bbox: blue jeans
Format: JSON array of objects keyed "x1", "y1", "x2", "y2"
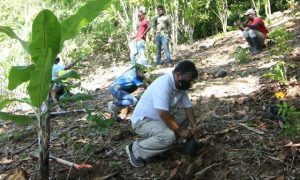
[
  {"x1": 155, "y1": 34, "x2": 172, "y2": 65},
  {"x1": 130, "y1": 40, "x2": 146, "y2": 64},
  {"x1": 109, "y1": 84, "x2": 138, "y2": 106}
]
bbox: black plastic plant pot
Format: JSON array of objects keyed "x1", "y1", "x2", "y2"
[
  {"x1": 217, "y1": 70, "x2": 227, "y2": 78},
  {"x1": 269, "y1": 105, "x2": 285, "y2": 122},
  {"x1": 185, "y1": 138, "x2": 198, "y2": 156},
  {"x1": 112, "y1": 114, "x2": 122, "y2": 122}
]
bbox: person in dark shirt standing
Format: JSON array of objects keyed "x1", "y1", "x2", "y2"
[
  {"x1": 153, "y1": 5, "x2": 173, "y2": 67},
  {"x1": 130, "y1": 11, "x2": 151, "y2": 65},
  {"x1": 236, "y1": 9, "x2": 269, "y2": 55}
]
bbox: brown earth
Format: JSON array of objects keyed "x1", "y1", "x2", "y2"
[{"x1": 1, "y1": 8, "x2": 300, "y2": 180}]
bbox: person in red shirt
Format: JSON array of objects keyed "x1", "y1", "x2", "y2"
[
  {"x1": 237, "y1": 9, "x2": 269, "y2": 55},
  {"x1": 130, "y1": 11, "x2": 151, "y2": 65}
]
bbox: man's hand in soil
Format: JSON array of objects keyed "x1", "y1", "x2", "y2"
[
  {"x1": 191, "y1": 126, "x2": 199, "y2": 138},
  {"x1": 175, "y1": 128, "x2": 192, "y2": 138}
]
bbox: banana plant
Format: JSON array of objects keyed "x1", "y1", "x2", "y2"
[
  {"x1": 261, "y1": 61, "x2": 293, "y2": 86},
  {"x1": 0, "y1": 0, "x2": 111, "y2": 178}
]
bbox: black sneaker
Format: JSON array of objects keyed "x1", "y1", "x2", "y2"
[
  {"x1": 251, "y1": 49, "x2": 262, "y2": 55},
  {"x1": 125, "y1": 143, "x2": 144, "y2": 167}
]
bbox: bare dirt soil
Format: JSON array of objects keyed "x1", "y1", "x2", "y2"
[{"x1": 1, "y1": 8, "x2": 300, "y2": 180}]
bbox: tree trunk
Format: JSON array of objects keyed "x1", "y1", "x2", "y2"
[
  {"x1": 188, "y1": 25, "x2": 194, "y2": 43},
  {"x1": 118, "y1": 0, "x2": 131, "y2": 50},
  {"x1": 173, "y1": 0, "x2": 179, "y2": 48},
  {"x1": 264, "y1": 0, "x2": 271, "y2": 17},
  {"x1": 251, "y1": 0, "x2": 261, "y2": 16},
  {"x1": 214, "y1": 0, "x2": 228, "y2": 34},
  {"x1": 251, "y1": 0, "x2": 256, "y2": 9},
  {"x1": 38, "y1": 97, "x2": 51, "y2": 179},
  {"x1": 119, "y1": 0, "x2": 129, "y2": 22}
]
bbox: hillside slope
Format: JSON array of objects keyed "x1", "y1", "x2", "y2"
[{"x1": 1, "y1": 7, "x2": 300, "y2": 180}]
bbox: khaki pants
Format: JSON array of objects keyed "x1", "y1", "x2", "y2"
[{"x1": 131, "y1": 112, "x2": 188, "y2": 159}]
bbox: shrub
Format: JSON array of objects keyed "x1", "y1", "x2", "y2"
[
  {"x1": 87, "y1": 110, "x2": 114, "y2": 132},
  {"x1": 277, "y1": 102, "x2": 300, "y2": 140},
  {"x1": 268, "y1": 27, "x2": 293, "y2": 56},
  {"x1": 234, "y1": 47, "x2": 250, "y2": 64},
  {"x1": 262, "y1": 61, "x2": 295, "y2": 86}
]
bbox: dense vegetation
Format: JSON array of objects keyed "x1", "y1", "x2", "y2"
[
  {"x1": 0, "y1": 0, "x2": 295, "y2": 100},
  {"x1": 1, "y1": 0, "x2": 300, "y2": 179}
]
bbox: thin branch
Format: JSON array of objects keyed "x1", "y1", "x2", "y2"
[
  {"x1": 12, "y1": 139, "x2": 38, "y2": 156},
  {"x1": 277, "y1": 142, "x2": 300, "y2": 148},
  {"x1": 195, "y1": 163, "x2": 221, "y2": 177},
  {"x1": 101, "y1": 172, "x2": 119, "y2": 180},
  {"x1": 237, "y1": 123, "x2": 265, "y2": 135}
]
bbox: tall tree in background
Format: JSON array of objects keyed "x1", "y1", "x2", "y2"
[
  {"x1": 264, "y1": 0, "x2": 272, "y2": 17},
  {"x1": 0, "y1": 0, "x2": 292, "y2": 90},
  {"x1": 251, "y1": 0, "x2": 261, "y2": 15},
  {"x1": 207, "y1": 0, "x2": 229, "y2": 33}
]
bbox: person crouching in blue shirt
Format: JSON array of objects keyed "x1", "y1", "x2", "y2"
[{"x1": 108, "y1": 64, "x2": 147, "y2": 119}]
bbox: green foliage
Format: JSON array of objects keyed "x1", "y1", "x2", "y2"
[
  {"x1": 135, "y1": 63, "x2": 150, "y2": 74},
  {"x1": 268, "y1": 27, "x2": 293, "y2": 56},
  {"x1": 234, "y1": 47, "x2": 250, "y2": 64},
  {"x1": 262, "y1": 61, "x2": 294, "y2": 85},
  {"x1": 0, "y1": 26, "x2": 29, "y2": 52},
  {"x1": 286, "y1": 0, "x2": 297, "y2": 9},
  {"x1": 265, "y1": 18, "x2": 272, "y2": 26},
  {"x1": 87, "y1": 110, "x2": 114, "y2": 132},
  {"x1": 227, "y1": 2, "x2": 251, "y2": 26},
  {"x1": 277, "y1": 102, "x2": 300, "y2": 140},
  {"x1": 0, "y1": 99, "x2": 33, "y2": 128},
  {"x1": 146, "y1": 41, "x2": 156, "y2": 65},
  {"x1": 60, "y1": 0, "x2": 112, "y2": 47},
  {"x1": 26, "y1": 9, "x2": 61, "y2": 107},
  {"x1": 0, "y1": 1, "x2": 112, "y2": 177},
  {"x1": 27, "y1": 48, "x2": 54, "y2": 107},
  {"x1": 1, "y1": 0, "x2": 112, "y2": 119},
  {"x1": 53, "y1": 70, "x2": 80, "y2": 83},
  {"x1": 0, "y1": 131, "x2": 30, "y2": 143},
  {"x1": 59, "y1": 93, "x2": 93, "y2": 103},
  {"x1": 29, "y1": 10, "x2": 61, "y2": 63},
  {"x1": 0, "y1": 98, "x2": 31, "y2": 110},
  {"x1": 0, "y1": 112, "x2": 33, "y2": 125},
  {"x1": 81, "y1": 143, "x2": 101, "y2": 154},
  {"x1": 144, "y1": 73, "x2": 160, "y2": 85},
  {"x1": 8, "y1": 65, "x2": 35, "y2": 90}
]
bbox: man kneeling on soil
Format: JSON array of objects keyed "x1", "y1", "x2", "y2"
[
  {"x1": 51, "y1": 57, "x2": 78, "y2": 110},
  {"x1": 108, "y1": 64, "x2": 147, "y2": 119},
  {"x1": 125, "y1": 60, "x2": 198, "y2": 167},
  {"x1": 236, "y1": 9, "x2": 269, "y2": 55}
]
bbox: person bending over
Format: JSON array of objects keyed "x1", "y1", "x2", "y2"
[{"x1": 108, "y1": 64, "x2": 147, "y2": 119}]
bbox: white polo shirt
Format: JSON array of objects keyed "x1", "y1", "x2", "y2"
[{"x1": 131, "y1": 71, "x2": 192, "y2": 125}]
